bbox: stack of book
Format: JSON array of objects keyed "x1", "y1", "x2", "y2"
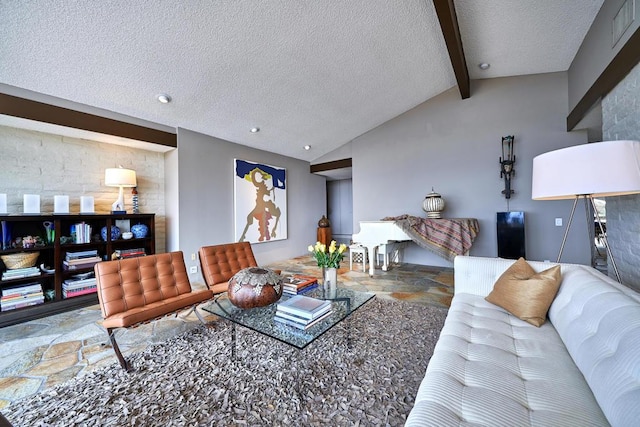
[
  {"x1": 72, "y1": 222, "x2": 92, "y2": 244},
  {"x1": 114, "y1": 248, "x2": 146, "y2": 259},
  {"x1": 1, "y1": 282, "x2": 44, "y2": 311},
  {"x1": 1, "y1": 266, "x2": 41, "y2": 281},
  {"x1": 274, "y1": 295, "x2": 332, "y2": 330},
  {"x1": 63, "y1": 275, "x2": 97, "y2": 299},
  {"x1": 281, "y1": 274, "x2": 318, "y2": 295},
  {"x1": 63, "y1": 250, "x2": 101, "y2": 270}
]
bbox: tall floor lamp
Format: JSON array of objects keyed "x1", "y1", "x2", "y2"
[{"x1": 531, "y1": 140, "x2": 640, "y2": 283}]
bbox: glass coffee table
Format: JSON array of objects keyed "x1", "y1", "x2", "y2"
[{"x1": 202, "y1": 283, "x2": 375, "y2": 358}]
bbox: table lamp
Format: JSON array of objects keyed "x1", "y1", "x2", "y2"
[
  {"x1": 105, "y1": 167, "x2": 137, "y2": 214},
  {"x1": 532, "y1": 140, "x2": 640, "y2": 283}
]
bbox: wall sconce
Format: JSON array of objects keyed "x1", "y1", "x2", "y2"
[
  {"x1": 500, "y1": 135, "x2": 515, "y2": 199},
  {"x1": 105, "y1": 167, "x2": 137, "y2": 214}
]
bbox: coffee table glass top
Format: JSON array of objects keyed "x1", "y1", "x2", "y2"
[{"x1": 202, "y1": 285, "x2": 375, "y2": 349}]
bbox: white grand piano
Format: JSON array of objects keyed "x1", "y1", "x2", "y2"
[{"x1": 352, "y1": 221, "x2": 411, "y2": 276}]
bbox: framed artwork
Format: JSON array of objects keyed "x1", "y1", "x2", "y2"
[{"x1": 234, "y1": 159, "x2": 287, "y2": 243}]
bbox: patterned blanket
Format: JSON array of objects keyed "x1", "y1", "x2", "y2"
[{"x1": 382, "y1": 215, "x2": 479, "y2": 261}]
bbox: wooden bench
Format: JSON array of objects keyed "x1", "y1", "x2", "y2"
[{"x1": 94, "y1": 251, "x2": 214, "y2": 370}]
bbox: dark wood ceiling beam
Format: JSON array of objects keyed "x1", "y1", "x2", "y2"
[
  {"x1": 310, "y1": 158, "x2": 352, "y2": 173},
  {"x1": 0, "y1": 93, "x2": 177, "y2": 148},
  {"x1": 567, "y1": 26, "x2": 640, "y2": 131},
  {"x1": 433, "y1": 0, "x2": 470, "y2": 99}
]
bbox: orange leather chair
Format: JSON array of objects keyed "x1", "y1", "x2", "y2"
[
  {"x1": 198, "y1": 242, "x2": 260, "y2": 294},
  {"x1": 94, "y1": 251, "x2": 214, "y2": 370}
]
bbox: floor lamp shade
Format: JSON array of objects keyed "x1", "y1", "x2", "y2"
[
  {"x1": 531, "y1": 140, "x2": 640, "y2": 283},
  {"x1": 532, "y1": 140, "x2": 640, "y2": 200}
]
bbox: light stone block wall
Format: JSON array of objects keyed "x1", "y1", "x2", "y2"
[
  {"x1": 602, "y1": 61, "x2": 640, "y2": 291},
  {"x1": 0, "y1": 125, "x2": 166, "y2": 252}
]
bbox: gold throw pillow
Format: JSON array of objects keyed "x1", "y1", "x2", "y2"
[{"x1": 485, "y1": 258, "x2": 561, "y2": 327}]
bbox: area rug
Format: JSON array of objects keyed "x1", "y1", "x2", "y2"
[{"x1": 3, "y1": 299, "x2": 447, "y2": 426}]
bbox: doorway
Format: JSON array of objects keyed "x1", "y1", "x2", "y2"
[{"x1": 327, "y1": 179, "x2": 353, "y2": 246}]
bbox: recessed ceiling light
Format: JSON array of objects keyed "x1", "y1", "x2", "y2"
[
  {"x1": 478, "y1": 63, "x2": 490, "y2": 70},
  {"x1": 157, "y1": 94, "x2": 171, "y2": 103},
  {"x1": 304, "y1": 145, "x2": 311, "y2": 151},
  {"x1": 250, "y1": 127, "x2": 260, "y2": 133}
]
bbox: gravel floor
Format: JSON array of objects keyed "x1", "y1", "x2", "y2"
[{"x1": 3, "y1": 299, "x2": 447, "y2": 427}]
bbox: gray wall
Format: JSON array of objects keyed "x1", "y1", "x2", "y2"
[
  {"x1": 602, "y1": 61, "x2": 640, "y2": 290},
  {"x1": 569, "y1": 0, "x2": 640, "y2": 111},
  {"x1": 351, "y1": 72, "x2": 590, "y2": 267},
  {"x1": 171, "y1": 128, "x2": 326, "y2": 286}
]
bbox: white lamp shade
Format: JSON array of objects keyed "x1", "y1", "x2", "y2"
[
  {"x1": 105, "y1": 168, "x2": 137, "y2": 187},
  {"x1": 532, "y1": 140, "x2": 640, "y2": 200}
]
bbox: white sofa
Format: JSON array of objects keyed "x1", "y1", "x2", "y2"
[{"x1": 406, "y1": 256, "x2": 640, "y2": 427}]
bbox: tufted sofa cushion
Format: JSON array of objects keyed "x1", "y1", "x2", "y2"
[
  {"x1": 406, "y1": 293, "x2": 609, "y2": 426},
  {"x1": 406, "y1": 256, "x2": 640, "y2": 427}
]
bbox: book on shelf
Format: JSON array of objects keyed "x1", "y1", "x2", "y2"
[
  {"x1": 65, "y1": 249, "x2": 99, "y2": 260},
  {"x1": 63, "y1": 287, "x2": 97, "y2": 299},
  {"x1": 274, "y1": 309, "x2": 332, "y2": 330},
  {"x1": 1, "y1": 292, "x2": 44, "y2": 303},
  {"x1": 63, "y1": 258, "x2": 101, "y2": 270},
  {"x1": 282, "y1": 274, "x2": 319, "y2": 295},
  {"x1": 113, "y1": 248, "x2": 147, "y2": 259},
  {"x1": 64, "y1": 256, "x2": 101, "y2": 265},
  {"x1": 63, "y1": 278, "x2": 96, "y2": 290},
  {"x1": 71, "y1": 222, "x2": 93, "y2": 244},
  {"x1": 1, "y1": 282, "x2": 45, "y2": 310},
  {"x1": 2, "y1": 266, "x2": 41, "y2": 281},
  {"x1": 1, "y1": 296, "x2": 45, "y2": 311},
  {"x1": 277, "y1": 295, "x2": 331, "y2": 320},
  {"x1": 2, "y1": 282, "x2": 43, "y2": 297}
]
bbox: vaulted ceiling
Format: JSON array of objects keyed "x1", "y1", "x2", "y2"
[{"x1": 0, "y1": 1, "x2": 604, "y2": 161}]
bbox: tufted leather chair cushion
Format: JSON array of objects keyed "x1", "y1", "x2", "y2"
[
  {"x1": 199, "y1": 242, "x2": 258, "y2": 294},
  {"x1": 94, "y1": 251, "x2": 213, "y2": 329}
]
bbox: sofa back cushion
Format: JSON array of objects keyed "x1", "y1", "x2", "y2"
[
  {"x1": 549, "y1": 266, "x2": 640, "y2": 427},
  {"x1": 94, "y1": 251, "x2": 192, "y2": 319}
]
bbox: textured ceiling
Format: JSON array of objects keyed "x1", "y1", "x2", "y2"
[{"x1": 0, "y1": 0, "x2": 603, "y2": 161}]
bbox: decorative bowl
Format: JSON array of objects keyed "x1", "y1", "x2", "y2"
[
  {"x1": 228, "y1": 267, "x2": 283, "y2": 309},
  {"x1": 101, "y1": 226, "x2": 122, "y2": 241},
  {"x1": 122, "y1": 232, "x2": 134, "y2": 240},
  {"x1": 1, "y1": 252, "x2": 39, "y2": 269}
]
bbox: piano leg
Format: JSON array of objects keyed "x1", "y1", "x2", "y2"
[
  {"x1": 378, "y1": 243, "x2": 395, "y2": 272},
  {"x1": 367, "y1": 245, "x2": 378, "y2": 277}
]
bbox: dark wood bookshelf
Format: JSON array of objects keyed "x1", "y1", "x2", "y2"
[{"x1": 0, "y1": 213, "x2": 155, "y2": 328}]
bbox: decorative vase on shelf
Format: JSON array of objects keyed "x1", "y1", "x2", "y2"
[
  {"x1": 131, "y1": 223, "x2": 149, "y2": 239},
  {"x1": 422, "y1": 188, "x2": 445, "y2": 219},
  {"x1": 101, "y1": 226, "x2": 121, "y2": 241}
]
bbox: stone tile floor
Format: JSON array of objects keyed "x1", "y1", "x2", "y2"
[{"x1": 0, "y1": 255, "x2": 453, "y2": 410}]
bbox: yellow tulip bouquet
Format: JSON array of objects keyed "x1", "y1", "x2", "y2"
[{"x1": 308, "y1": 240, "x2": 348, "y2": 268}]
